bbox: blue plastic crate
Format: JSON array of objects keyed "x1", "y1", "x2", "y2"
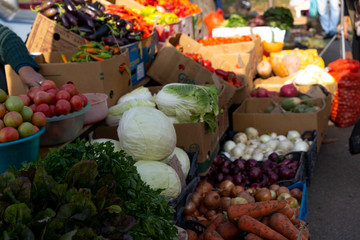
[{"x1": 288, "y1": 181, "x2": 308, "y2": 222}]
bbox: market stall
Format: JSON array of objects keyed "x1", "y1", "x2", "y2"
[{"x1": 1, "y1": 0, "x2": 359, "y2": 239}]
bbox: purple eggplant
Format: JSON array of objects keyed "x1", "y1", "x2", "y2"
[
  {"x1": 72, "y1": 0, "x2": 86, "y2": 6},
  {"x1": 125, "y1": 20, "x2": 134, "y2": 31},
  {"x1": 79, "y1": 6, "x2": 97, "y2": 19},
  {"x1": 104, "y1": 13, "x2": 120, "y2": 21},
  {"x1": 61, "y1": 14, "x2": 70, "y2": 29},
  {"x1": 116, "y1": 19, "x2": 126, "y2": 28},
  {"x1": 78, "y1": 25, "x2": 94, "y2": 34},
  {"x1": 103, "y1": 36, "x2": 125, "y2": 46},
  {"x1": 63, "y1": 0, "x2": 76, "y2": 14},
  {"x1": 85, "y1": 24, "x2": 110, "y2": 41},
  {"x1": 41, "y1": 7, "x2": 58, "y2": 18},
  {"x1": 64, "y1": 12, "x2": 78, "y2": 26},
  {"x1": 87, "y1": 4, "x2": 104, "y2": 17},
  {"x1": 90, "y1": 1, "x2": 105, "y2": 11},
  {"x1": 77, "y1": 10, "x2": 95, "y2": 28},
  {"x1": 37, "y1": 0, "x2": 55, "y2": 12}
]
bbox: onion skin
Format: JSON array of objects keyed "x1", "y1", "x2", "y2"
[
  {"x1": 219, "y1": 197, "x2": 232, "y2": 211},
  {"x1": 197, "y1": 181, "x2": 213, "y2": 194},
  {"x1": 218, "y1": 180, "x2": 235, "y2": 197},
  {"x1": 190, "y1": 191, "x2": 203, "y2": 207},
  {"x1": 276, "y1": 186, "x2": 290, "y2": 197},
  {"x1": 231, "y1": 185, "x2": 244, "y2": 198},
  {"x1": 204, "y1": 191, "x2": 221, "y2": 210},
  {"x1": 184, "y1": 201, "x2": 197, "y2": 216},
  {"x1": 290, "y1": 188, "x2": 303, "y2": 202}
]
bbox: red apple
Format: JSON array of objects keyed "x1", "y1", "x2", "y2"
[
  {"x1": 41, "y1": 80, "x2": 57, "y2": 89},
  {"x1": 0, "y1": 119, "x2": 4, "y2": 130},
  {"x1": 55, "y1": 90, "x2": 71, "y2": 101},
  {"x1": 18, "y1": 94, "x2": 31, "y2": 106},
  {"x1": 0, "y1": 127, "x2": 19, "y2": 143},
  {"x1": 46, "y1": 88, "x2": 58, "y2": 95},
  {"x1": 27, "y1": 86, "x2": 41, "y2": 101},
  {"x1": 49, "y1": 105, "x2": 56, "y2": 116},
  {"x1": 70, "y1": 95, "x2": 84, "y2": 112},
  {"x1": 55, "y1": 99, "x2": 71, "y2": 115},
  {"x1": 77, "y1": 94, "x2": 88, "y2": 107},
  {"x1": 3, "y1": 111, "x2": 23, "y2": 128},
  {"x1": 33, "y1": 91, "x2": 51, "y2": 105},
  {"x1": 31, "y1": 112, "x2": 46, "y2": 127},
  {"x1": 36, "y1": 103, "x2": 51, "y2": 117},
  {"x1": 0, "y1": 103, "x2": 6, "y2": 119},
  {"x1": 60, "y1": 84, "x2": 78, "y2": 96}
]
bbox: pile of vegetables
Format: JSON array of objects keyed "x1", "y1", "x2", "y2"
[
  {"x1": 220, "y1": 13, "x2": 248, "y2": 27},
  {"x1": 135, "y1": 6, "x2": 179, "y2": 25},
  {"x1": 107, "y1": 84, "x2": 220, "y2": 133},
  {"x1": 35, "y1": 0, "x2": 152, "y2": 43},
  {"x1": 133, "y1": 0, "x2": 201, "y2": 18},
  {"x1": 276, "y1": 96, "x2": 320, "y2": 113},
  {"x1": 221, "y1": 128, "x2": 311, "y2": 161},
  {"x1": 263, "y1": 6, "x2": 294, "y2": 30},
  {"x1": 183, "y1": 182, "x2": 308, "y2": 240},
  {"x1": 0, "y1": 160, "x2": 137, "y2": 239},
  {"x1": 198, "y1": 36, "x2": 253, "y2": 46},
  {"x1": 32, "y1": 140, "x2": 178, "y2": 240}
]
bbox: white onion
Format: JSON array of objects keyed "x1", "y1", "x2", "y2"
[
  {"x1": 230, "y1": 156, "x2": 238, "y2": 162},
  {"x1": 292, "y1": 137, "x2": 303, "y2": 144},
  {"x1": 287, "y1": 130, "x2": 301, "y2": 141},
  {"x1": 233, "y1": 132, "x2": 248, "y2": 144},
  {"x1": 231, "y1": 147, "x2": 244, "y2": 158},
  {"x1": 270, "y1": 132, "x2": 277, "y2": 139},
  {"x1": 236, "y1": 142, "x2": 246, "y2": 151},
  {"x1": 275, "y1": 149, "x2": 287, "y2": 156},
  {"x1": 266, "y1": 140, "x2": 279, "y2": 150},
  {"x1": 245, "y1": 127, "x2": 259, "y2": 140},
  {"x1": 248, "y1": 139, "x2": 260, "y2": 148},
  {"x1": 244, "y1": 148, "x2": 255, "y2": 156},
  {"x1": 276, "y1": 135, "x2": 287, "y2": 142},
  {"x1": 277, "y1": 139, "x2": 294, "y2": 152},
  {"x1": 252, "y1": 152, "x2": 264, "y2": 161},
  {"x1": 242, "y1": 154, "x2": 252, "y2": 160},
  {"x1": 252, "y1": 148, "x2": 263, "y2": 154},
  {"x1": 224, "y1": 140, "x2": 236, "y2": 153},
  {"x1": 258, "y1": 143, "x2": 267, "y2": 150},
  {"x1": 293, "y1": 141, "x2": 310, "y2": 152},
  {"x1": 259, "y1": 134, "x2": 271, "y2": 143}
]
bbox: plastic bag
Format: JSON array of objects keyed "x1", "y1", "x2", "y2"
[
  {"x1": 309, "y1": 0, "x2": 318, "y2": 18},
  {"x1": 203, "y1": 8, "x2": 225, "y2": 35}
]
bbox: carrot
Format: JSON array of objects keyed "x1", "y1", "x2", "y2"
[
  {"x1": 261, "y1": 216, "x2": 270, "y2": 226},
  {"x1": 216, "y1": 221, "x2": 240, "y2": 240},
  {"x1": 228, "y1": 200, "x2": 287, "y2": 222},
  {"x1": 187, "y1": 229, "x2": 198, "y2": 240},
  {"x1": 202, "y1": 229, "x2": 224, "y2": 240},
  {"x1": 237, "y1": 215, "x2": 288, "y2": 240},
  {"x1": 244, "y1": 233, "x2": 264, "y2": 240},
  {"x1": 298, "y1": 225, "x2": 309, "y2": 240},
  {"x1": 269, "y1": 213, "x2": 307, "y2": 240},
  {"x1": 276, "y1": 207, "x2": 294, "y2": 219}
]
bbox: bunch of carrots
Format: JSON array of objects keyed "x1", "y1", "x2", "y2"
[{"x1": 187, "y1": 200, "x2": 309, "y2": 240}]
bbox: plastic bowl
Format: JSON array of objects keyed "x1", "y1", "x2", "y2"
[
  {"x1": 0, "y1": 126, "x2": 45, "y2": 173},
  {"x1": 83, "y1": 93, "x2": 108, "y2": 125},
  {"x1": 40, "y1": 103, "x2": 91, "y2": 146}
]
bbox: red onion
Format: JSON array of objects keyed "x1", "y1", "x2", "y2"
[
  {"x1": 250, "y1": 89, "x2": 258, "y2": 97},
  {"x1": 248, "y1": 167, "x2": 263, "y2": 181},
  {"x1": 251, "y1": 183, "x2": 261, "y2": 189},
  {"x1": 280, "y1": 83, "x2": 298, "y2": 97},
  {"x1": 233, "y1": 174, "x2": 243, "y2": 185},
  {"x1": 224, "y1": 175, "x2": 234, "y2": 182},
  {"x1": 256, "y1": 88, "x2": 269, "y2": 97},
  {"x1": 245, "y1": 159, "x2": 258, "y2": 169},
  {"x1": 213, "y1": 155, "x2": 223, "y2": 165},
  {"x1": 267, "y1": 170, "x2": 279, "y2": 184},
  {"x1": 268, "y1": 152, "x2": 278, "y2": 161}
]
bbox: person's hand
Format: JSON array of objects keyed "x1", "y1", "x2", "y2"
[{"x1": 17, "y1": 66, "x2": 46, "y2": 91}]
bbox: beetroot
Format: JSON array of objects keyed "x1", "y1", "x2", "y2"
[
  {"x1": 250, "y1": 89, "x2": 258, "y2": 97},
  {"x1": 256, "y1": 88, "x2": 269, "y2": 97},
  {"x1": 280, "y1": 83, "x2": 298, "y2": 97}
]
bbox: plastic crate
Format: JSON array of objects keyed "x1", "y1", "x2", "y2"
[
  {"x1": 171, "y1": 176, "x2": 200, "y2": 223},
  {"x1": 302, "y1": 130, "x2": 318, "y2": 183},
  {"x1": 275, "y1": 151, "x2": 307, "y2": 187},
  {"x1": 288, "y1": 182, "x2": 308, "y2": 222}
]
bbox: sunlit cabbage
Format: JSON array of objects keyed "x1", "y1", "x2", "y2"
[
  {"x1": 155, "y1": 83, "x2": 219, "y2": 132},
  {"x1": 117, "y1": 86, "x2": 153, "y2": 104},
  {"x1": 134, "y1": 160, "x2": 182, "y2": 200},
  {"x1": 117, "y1": 107, "x2": 176, "y2": 161}
]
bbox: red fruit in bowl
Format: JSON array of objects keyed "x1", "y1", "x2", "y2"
[
  {"x1": 46, "y1": 88, "x2": 58, "y2": 95},
  {"x1": 40, "y1": 85, "x2": 52, "y2": 92},
  {"x1": 55, "y1": 99, "x2": 71, "y2": 115},
  {"x1": 18, "y1": 94, "x2": 31, "y2": 106},
  {"x1": 27, "y1": 86, "x2": 41, "y2": 101},
  {"x1": 70, "y1": 95, "x2": 84, "y2": 112},
  {"x1": 3, "y1": 111, "x2": 23, "y2": 128},
  {"x1": 48, "y1": 92, "x2": 56, "y2": 105},
  {"x1": 41, "y1": 80, "x2": 57, "y2": 89},
  {"x1": 56, "y1": 90, "x2": 71, "y2": 101},
  {"x1": 0, "y1": 119, "x2": 4, "y2": 130},
  {"x1": 34, "y1": 91, "x2": 51, "y2": 105},
  {"x1": 0, "y1": 103, "x2": 6, "y2": 119},
  {"x1": 49, "y1": 105, "x2": 56, "y2": 116},
  {"x1": 60, "y1": 84, "x2": 78, "y2": 96},
  {"x1": 36, "y1": 103, "x2": 51, "y2": 117},
  {"x1": 29, "y1": 104, "x2": 37, "y2": 113},
  {"x1": 0, "y1": 127, "x2": 19, "y2": 143},
  {"x1": 78, "y1": 94, "x2": 88, "y2": 107},
  {"x1": 32, "y1": 112, "x2": 46, "y2": 127},
  {"x1": 33, "y1": 125, "x2": 40, "y2": 133}
]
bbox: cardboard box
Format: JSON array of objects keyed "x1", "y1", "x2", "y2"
[
  {"x1": 232, "y1": 95, "x2": 331, "y2": 152},
  {"x1": 26, "y1": 13, "x2": 85, "y2": 53},
  {"x1": 5, "y1": 49, "x2": 132, "y2": 107},
  {"x1": 180, "y1": 12, "x2": 204, "y2": 41}
]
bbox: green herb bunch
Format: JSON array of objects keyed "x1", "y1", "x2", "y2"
[{"x1": 263, "y1": 6, "x2": 294, "y2": 30}]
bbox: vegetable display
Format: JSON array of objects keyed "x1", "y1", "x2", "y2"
[
  {"x1": 0, "y1": 89, "x2": 46, "y2": 143},
  {"x1": 137, "y1": 6, "x2": 179, "y2": 25},
  {"x1": 263, "y1": 6, "x2": 294, "y2": 30},
  {"x1": 33, "y1": 140, "x2": 178, "y2": 240},
  {"x1": 34, "y1": 0, "x2": 152, "y2": 43},
  {"x1": 198, "y1": 36, "x2": 253, "y2": 46},
  {"x1": 0, "y1": 160, "x2": 137, "y2": 239},
  {"x1": 220, "y1": 13, "x2": 248, "y2": 27}
]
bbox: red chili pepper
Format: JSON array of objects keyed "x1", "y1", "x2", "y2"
[{"x1": 175, "y1": 44, "x2": 183, "y2": 52}]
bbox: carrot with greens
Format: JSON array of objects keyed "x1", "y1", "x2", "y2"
[
  {"x1": 216, "y1": 221, "x2": 240, "y2": 240},
  {"x1": 269, "y1": 213, "x2": 308, "y2": 240},
  {"x1": 244, "y1": 233, "x2": 264, "y2": 240},
  {"x1": 237, "y1": 215, "x2": 288, "y2": 240},
  {"x1": 228, "y1": 200, "x2": 287, "y2": 222}
]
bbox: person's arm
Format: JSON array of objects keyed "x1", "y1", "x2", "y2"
[{"x1": 0, "y1": 24, "x2": 45, "y2": 90}]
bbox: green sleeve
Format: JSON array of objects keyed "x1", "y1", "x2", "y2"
[{"x1": 0, "y1": 24, "x2": 39, "y2": 73}]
